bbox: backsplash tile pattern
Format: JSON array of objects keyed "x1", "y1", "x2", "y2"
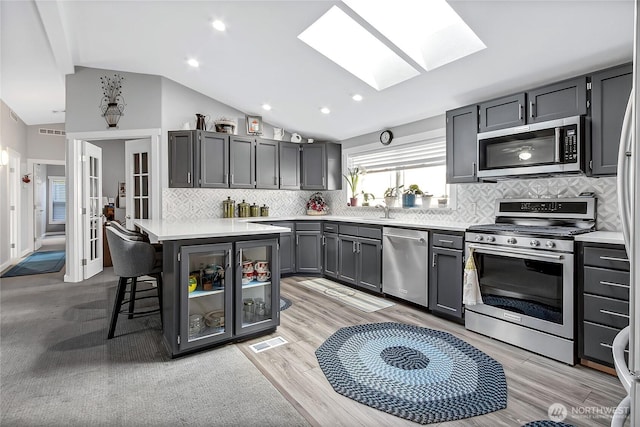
[{"x1": 163, "y1": 176, "x2": 619, "y2": 231}]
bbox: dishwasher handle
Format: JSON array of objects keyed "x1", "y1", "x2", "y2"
[{"x1": 383, "y1": 233, "x2": 426, "y2": 243}]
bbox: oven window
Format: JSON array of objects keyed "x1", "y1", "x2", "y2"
[
  {"x1": 481, "y1": 129, "x2": 556, "y2": 169},
  {"x1": 475, "y1": 253, "x2": 563, "y2": 324}
]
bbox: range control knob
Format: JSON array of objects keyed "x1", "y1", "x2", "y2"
[
  {"x1": 475, "y1": 235, "x2": 484, "y2": 242},
  {"x1": 530, "y1": 240, "x2": 540, "y2": 247},
  {"x1": 486, "y1": 236, "x2": 496, "y2": 242},
  {"x1": 546, "y1": 241, "x2": 556, "y2": 248},
  {"x1": 507, "y1": 237, "x2": 517, "y2": 244}
]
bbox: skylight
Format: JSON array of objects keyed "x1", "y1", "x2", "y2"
[{"x1": 298, "y1": 6, "x2": 420, "y2": 91}]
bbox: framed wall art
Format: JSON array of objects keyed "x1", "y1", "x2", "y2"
[{"x1": 245, "y1": 115, "x2": 263, "y2": 135}]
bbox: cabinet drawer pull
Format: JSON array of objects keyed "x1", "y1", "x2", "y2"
[
  {"x1": 600, "y1": 280, "x2": 629, "y2": 289},
  {"x1": 599, "y1": 256, "x2": 629, "y2": 263},
  {"x1": 436, "y1": 303, "x2": 457, "y2": 312},
  {"x1": 438, "y1": 239, "x2": 454, "y2": 244},
  {"x1": 529, "y1": 101, "x2": 535, "y2": 118},
  {"x1": 432, "y1": 253, "x2": 437, "y2": 268},
  {"x1": 599, "y1": 309, "x2": 629, "y2": 319},
  {"x1": 187, "y1": 172, "x2": 191, "y2": 184},
  {"x1": 518, "y1": 103, "x2": 523, "y2": 120}
]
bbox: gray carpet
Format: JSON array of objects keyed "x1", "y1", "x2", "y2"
[{"x1": 0, "y1": 266, "x2": 308, "y2": 426}]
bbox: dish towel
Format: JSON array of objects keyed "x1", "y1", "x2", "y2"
[{"x1": 463, "y1": 248, "x2": 483, "y2": 306}]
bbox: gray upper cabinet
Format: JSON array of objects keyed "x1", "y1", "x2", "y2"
[
  {"x1": 590, "y1": 63, "x2": 632, "y2": 176},
  {"x1": 279, "y1": 142, "x2": 301, "y2": 190},
  {"x1": 230, "y1": 135, "x2": 256, "y2": 188},
  {"x1": 256, "y1": 139, "x2": 279, "y2": 189},
  {"x1": 301, "y1": 142, "x2": 342, "y2": 190},
  {"x1": 446, "y1": 105, "x2": 478, "y2": 183},
  {"x1": 526, "y1": 76, "x2": 587, "y2": 124},
  {"x1": 169, "y1": 130, "x2": 195, "y2": 188},
  {"x1": 200, "y1": 132, "x2": 229, "y2": 188},
  {"x1": 478, "y1": 93, "x2": 525, "y2": 133}
]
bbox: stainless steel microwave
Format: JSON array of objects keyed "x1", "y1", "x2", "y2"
[{"x1": 477, "y1": 115, "x2": 585, "y2": 179}]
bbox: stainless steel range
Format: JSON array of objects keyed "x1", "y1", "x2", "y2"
[{"x1": 464, "y1": 197, "x2": 596, "y2": 365}]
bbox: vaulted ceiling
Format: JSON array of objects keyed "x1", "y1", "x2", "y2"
[{"x1": 1, "y1": 1, "x2": 634, "y2": 141}]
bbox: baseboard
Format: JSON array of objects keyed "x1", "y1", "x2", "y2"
[{"x1": 20, "y1": 248, "x2": 31, "y2": 257}]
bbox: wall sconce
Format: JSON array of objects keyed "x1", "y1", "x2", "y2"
[
  {"x1": 0, "y1": 149, "x2": 8, "y2": 166},
  {"x1": 99, "y1": 74, "x2": 126, "y2": 128}
]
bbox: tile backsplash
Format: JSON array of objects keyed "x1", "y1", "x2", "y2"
[{"x1": 163, "y1": 175, "x2": 619, "y2": 231}]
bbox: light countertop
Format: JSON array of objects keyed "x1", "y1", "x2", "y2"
[
  {"x1": 574, "y1": 231, "x2": 625, "y2": 245},
  {"x1": 244, "y1": 215, "x2": 472, "y2": 232},
  {"x1": 134, "y1": 218, "x2": 291, "y2": 241}
]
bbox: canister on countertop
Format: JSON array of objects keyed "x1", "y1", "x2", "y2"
[
  {"x1": 223, "y1": 196, "x2": 235, "y2": 218},
  {"x1": 237, "y1": 199, "x2": 250, "y2": 218},
  {"x1": 260, "y1": 204, "x2": 269, "y2": 216},
  {"x1": 249, "y1": 203, "x2": 259, "y2": 217}
]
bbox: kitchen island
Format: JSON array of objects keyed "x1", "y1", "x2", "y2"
[{"x1": 134, "y1": 218, "x2": 290, "y2": 357}]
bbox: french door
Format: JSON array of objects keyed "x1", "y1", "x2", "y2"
[{"x1": 83, "y1": 141, "x2": 103, "y2": 279}]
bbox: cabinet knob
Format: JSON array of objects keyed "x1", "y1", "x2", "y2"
[{"x1": 507, "y1": 237, "x2": 517, "y2": 244}]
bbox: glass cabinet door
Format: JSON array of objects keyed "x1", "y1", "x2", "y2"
[
  {"x1": 235, "y1": 239, "x2": 280, "y2": 337},
  {"x1": 180, "y1": 243, "x2": 233, "y2": 350}
]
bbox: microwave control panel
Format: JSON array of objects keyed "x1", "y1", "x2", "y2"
[{"x1": 563, "y1": 128, "x2": 578, "y2": 163}]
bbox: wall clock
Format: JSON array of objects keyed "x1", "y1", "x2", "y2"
[{"x1": 380, "y1": 130, "x2": 393, "y2": 145}]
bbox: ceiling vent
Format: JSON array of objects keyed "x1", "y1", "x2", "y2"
[
  {"x1": 9, "y1": 110, "x2": 18, "y2": 122},
  {"x1": 39, "y1": 128, "x2": 66, "y2": 136}
]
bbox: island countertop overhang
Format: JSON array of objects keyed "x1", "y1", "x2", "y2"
[{"x1": 134, "y1": 218, "x2": 291, "y2": 241}]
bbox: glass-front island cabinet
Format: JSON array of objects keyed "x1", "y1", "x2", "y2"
[{"x1": 134, "y1": 219, "x2": 289, "y2": 357}]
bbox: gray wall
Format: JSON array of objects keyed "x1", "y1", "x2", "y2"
[
  {"x1": 65, "y1": 67, "x2": 162, "y2": 133},
  {"x1": 27, "y1": 123, "x2": 65, "y2": 161},
  {"x1": 0, "y1": 100, "x2": 28, "y2": 267},
  {"x1": 90, "y1": 139, "x2": 125, "y2": 202},
  {"x1": 340, "y1": 114, "x2": 446, "y2": 148},
  {"x1": 45, "y1": 164, "x2": 65, "y2": 233}
]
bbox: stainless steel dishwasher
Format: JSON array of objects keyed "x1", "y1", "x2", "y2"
[{"x1": 382, "y1": 227, "x2": 429, "y2": 307}]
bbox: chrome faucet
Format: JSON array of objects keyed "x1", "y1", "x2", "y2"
[{"x1": 376, "y1": 204, "x2": 392, "y2": 219}]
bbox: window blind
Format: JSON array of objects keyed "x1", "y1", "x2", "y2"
[
  {"x1": 348, "y1": 138, "x2": 446, "y2": 173},
  {"x1": 51, "y1": 178, "x2": 66, "y2": 222}
]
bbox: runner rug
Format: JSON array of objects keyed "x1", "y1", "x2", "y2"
[
  {"x1": 1, "y1": 251, "x2": 66, "y2": 278},
  {"x1": 316, "y1": 322, "x2": 508, "y2": 424}
]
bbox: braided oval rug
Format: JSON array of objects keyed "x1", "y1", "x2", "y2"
[{"x1": 315, "y1": 322, "x2": 507, "y2": 424}]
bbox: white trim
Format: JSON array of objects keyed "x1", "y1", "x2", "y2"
[{"x1": 48, "y1": 175, "x2": 66, "y2": 224}]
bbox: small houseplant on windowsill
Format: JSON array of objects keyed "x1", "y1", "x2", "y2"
[
  {"x1": 403, "y1": 184, "x2": 432, "y2": 208},
  {"x1": 437, "y1": 194, "x2": 449, "y2": 208},
  {"x1": 361, "y1": 192, "x2": 375, "y2": 207},
  {"x1": 343, "y1": 167, "x2": 365, "y2": 207},
  {"x1": 383, "y1": 186, "x2": 403, "y2": 208}
]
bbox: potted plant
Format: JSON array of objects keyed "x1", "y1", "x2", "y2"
[
  {"x1": 437, "y1": 194, "x2": 449, "y2": 208},
  {"x1": 402, "y1": 184, "x2": 424, "y2": 208},
  {"x1": 361, "y1": 191, "x2": 375, "y2": 207},
  {"x1": 383, "y1": 186, "x2": 403, "y2": 207},
  {"x1": 343, "y1": 167, "x2": 365, "y2": 206}
]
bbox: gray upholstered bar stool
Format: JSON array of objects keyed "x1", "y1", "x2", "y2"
[{"x1": 105, "y1": 225, "x2": 163, "y2": 339}]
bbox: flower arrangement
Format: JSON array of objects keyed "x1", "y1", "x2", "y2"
[
  {"x1": 99, "y1": 74, "x2": 126, "y2": 128},
  {"x1": 306, "y1": 192, "x2": 329, "y2": 215}
]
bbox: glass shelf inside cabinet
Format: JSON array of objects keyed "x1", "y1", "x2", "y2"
[
  {"x1": 189, "y1": 288, "x2": 224, "y2": 298},
  {"x1": 242, "y1": 280, "x2": 271, "y2": 289}
]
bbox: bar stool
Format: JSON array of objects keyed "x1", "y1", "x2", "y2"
[{"x1": 105, "y1": 225, "x2": 163, "y2": 339}]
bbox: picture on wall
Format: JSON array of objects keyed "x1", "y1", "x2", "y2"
[
  {"x1": 117, "y1": 181, "x2": 126, "y2": 208},
  {"x1": 246, "y1": 115, "x2": 263, "y2": 135}
]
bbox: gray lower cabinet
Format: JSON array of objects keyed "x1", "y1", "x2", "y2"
[
  {"x1": 279, "y1": 142, "x2": 301, "y2": 190},
  {"x1": 256, "y1": 139, "x2": 279, "y2": 189},
  {"x1": 336, "y1": 225, "x2": 382, "y2": 293},
  {"x1": 446, "y1": 105, "x2": 478, "y2": 183},
  {"x1": 590, "y1": 63, "x2": 632, "y2": 176},
  {"x1": 301, "y1": 142, "x2": 342, "y2": 190},
  {"x1": 429, "y1": 232, "x2": 464, "y2": 320},
  {"x1": 230, "y1": 136, "x2": 255, "y2": 188},
  {"x1": 266, "y1": 221, "x2": 295, "y2": 275},
  {"x1": 295, "y1": 222, "x2": 322, "y2": 274},
  {"x1": 578, "y1": 242, "x2": 630, "y2": 367},
  {"x1": 322, "y1": 232, "x2": 339, "y2": 279},
  {"x1": 161, "y1": 236, "x2": 280, "y2": 357}
]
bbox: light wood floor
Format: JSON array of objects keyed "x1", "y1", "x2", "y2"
[{"x1": 238, "y1": 277, "x2": 628, "y2": 427}]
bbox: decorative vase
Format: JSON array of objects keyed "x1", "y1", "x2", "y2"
[
  {"x1": 349, "y1": 197, "x2": 358, "y2": 207},
  {"x1": 402, "y1": 194, "x2": 416, "y2": 208},
  {"x1": 384, "y1": 196, "x2": 397, "y2": 207},
  {"x1": 102, "y1": 102, "x2": 124, "y2": 128}
]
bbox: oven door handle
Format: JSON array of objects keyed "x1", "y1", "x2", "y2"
[{"x1": 467, "y1": 244, "x2": 564, "y2": 260}]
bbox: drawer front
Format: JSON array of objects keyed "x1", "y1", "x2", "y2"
[
  {"x1": 339, "y1": 224, "x2": 359, "y2": 237},
  {"x1": 583, "y1": 266, "x2": 630, "y2": 301},
  {"x1": 323, "y1": 223, "x2": 339, "y2": 233},
  {"x1": 582, "y1": 321, "x2": 623, "y2": 366},
  {"x1": 358, "y1": 226, "x2": 382, "y2": 240},
  {"x1": 432, "y1": 233, "x2": 463, "y2": 250},
  {"x1": 583, "y1": 294, "x2": 630, "y2": 329},
  {"x1": 296, "y1": 222, "x2": 321, "y2": 231},
  {"x1": 584, "y1": 246, "x2": 630, "y2": 271}
]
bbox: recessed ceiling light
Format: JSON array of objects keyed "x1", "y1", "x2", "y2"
[
  {"x1": 343, "y1": 0, "x2": 486, "y2": 71},
  {"x1": 262, "y1": 104, "x2": 272, "y2": 111},
  {"x1": 187, "y1": 58, "x2": 200, "y2": 68},
  {"x1": 352, "y1": 94, "x2": 363, "y2": 102},
  {"x1": 298, "y1": 6, "x2": 419, "y2": 91},
  {"x1": 212, "y1": 20, "x2": 226, "y2": 32},
  {"x1": 320, "y1": 107, "x2": 331, "y2": 114}
]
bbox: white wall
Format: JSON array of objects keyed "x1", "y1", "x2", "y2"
[{"x1": 90, "y1": 139, "x2": 125, "y2": 202}]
